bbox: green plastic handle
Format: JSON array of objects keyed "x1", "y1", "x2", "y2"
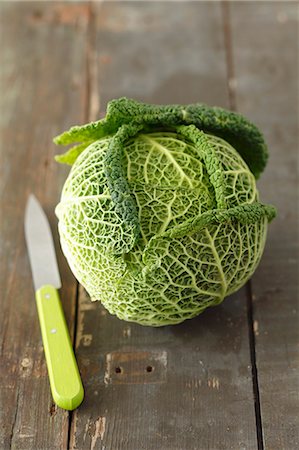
[{"x1": 36, "y1": 285, "x2": 84, "y2": 410}]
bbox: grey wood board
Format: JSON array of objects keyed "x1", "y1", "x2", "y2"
[
  {"x1": 231, "y1": 2, "x2": 299, "y2": 449},
  {"x1": 1, "y1": 1, "x2": 297, "y2": 449},
  {"x1": 69, "y1": 2, "x2": 257, "y2": 449},
  {"x1": 0, "y1": 2, "x2": 87, "y2": 449}
]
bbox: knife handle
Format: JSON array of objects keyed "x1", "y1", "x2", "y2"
[{"x1": 36, "y1": 285, "x2": 84, "y2": 410}]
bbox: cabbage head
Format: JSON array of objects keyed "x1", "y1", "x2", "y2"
[{"x1": 54, "y1": 98, "x2": 276, "y2": 326}]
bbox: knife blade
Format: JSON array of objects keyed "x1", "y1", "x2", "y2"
[{"x1": 24, "y1": 194, "x2": 84, "y2": 411}]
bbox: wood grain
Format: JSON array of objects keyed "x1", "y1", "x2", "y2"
[
  {"x1": 1, "y1": 1, "x2": 298, "y2": 449},
  {"x1": 230, "y1": 2, "x2": 299, "y2": 449},
  {"x1": 0, "y1": 2, "x2": 87, "y2": 449},
  {"x1": 70, "y1": 2, "x2": 257, "y2": 449}
]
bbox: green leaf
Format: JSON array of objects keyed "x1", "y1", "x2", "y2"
[
  {"x1": 54, "y1": 97, "x2": 268, "y2": 178},
  {"x1": 54, "y1": 141, "x2": 93, "y2": 165}
]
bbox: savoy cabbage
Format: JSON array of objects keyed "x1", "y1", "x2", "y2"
[{"x1": 54, "y1": 98, "x2": 276, "y2": 326}]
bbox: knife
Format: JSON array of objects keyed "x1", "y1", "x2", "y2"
[{"x1": 24, "y1": 194, "x2": 84, "y2": 410}]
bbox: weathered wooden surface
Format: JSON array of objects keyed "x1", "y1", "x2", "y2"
[
  {"x1": 71, "y1": 2, "x2": 257, "y2": 450},
  {"x1": 231, "y1": 2, "x2": 299, "y2": 448},
  {"x1": 0, "y1": 1, "x2": 298, "y2": 450},
  {"x1": 0, "y1": 2, "x2": 88, "y2": 449}
]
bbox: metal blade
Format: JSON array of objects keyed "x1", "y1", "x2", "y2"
[{"x1": 24, "y1": 194, "x2": 61, "y2": 291}]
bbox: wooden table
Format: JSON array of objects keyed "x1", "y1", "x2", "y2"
[{"x1": 1, "y1": 2, "x2": 298, "y2": 449}]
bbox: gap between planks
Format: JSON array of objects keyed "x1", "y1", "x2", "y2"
[
  {"x1": 246, "y1": 283, "x2": 264, "y2": 450},
  {"x1": 68, "y1": 1, "x2": 99, "y2": 449},
  {"x1": 66, "y1": 2, "x2": 264, "y2": 449},
  {"x1": 221, "y1": 2, "x2": 264, "y2": 448}
]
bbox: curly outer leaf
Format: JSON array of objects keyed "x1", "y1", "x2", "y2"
[
  {"x1": 146, "y1": 203, "x2": 276, "y2": 244},
  {"x1": 105, "y1": 98, "x2": 268, "y2": 178},
  {"x1": 53, "y1": 97, "x2": 268, "y2": 177},
  {"x1": 177, "y1": 125, "x2": 227, "y2": 209},
  {"x1": 54, "y1": 141, "x2": 93, "y2": 165},
  {"x1": 53, "y1": 118, "x2": 114, "y2": 145},
  {"x1": 183, "y1": 103, "x2": 268, "y2": 179},
  {"x1": 104, "y1": 124, "x2": 143, "y2": 253}
]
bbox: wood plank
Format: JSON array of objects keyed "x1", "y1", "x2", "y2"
[
  {"x1": 0, "y1": 2, "x2": 88, "y2": 448},
  {"x1": 230, "y1": 2, "x2": 299, "y2": 449},
  {"x1": 70, "y1": 2, "x2": 258, "y2": 449}
]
